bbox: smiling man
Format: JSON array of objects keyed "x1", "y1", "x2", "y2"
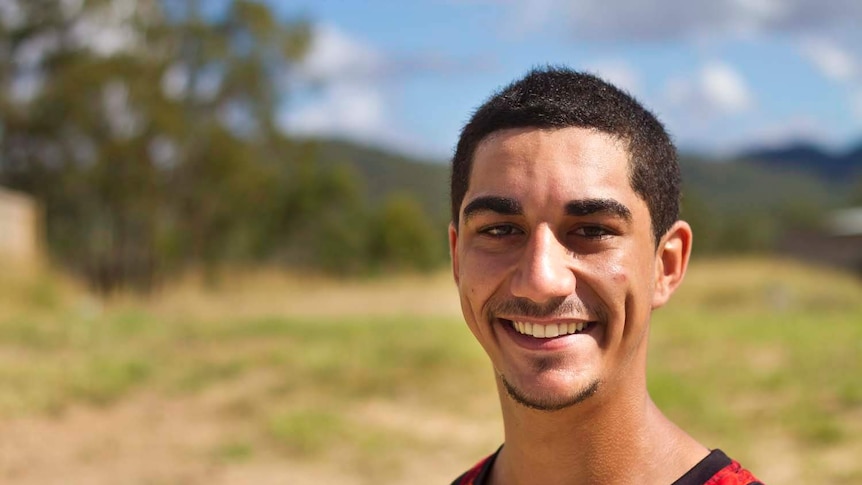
[{"x1": 448, "y1": 68, "x2": 762, "y2": 485}]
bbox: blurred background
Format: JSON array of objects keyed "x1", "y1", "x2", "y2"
[{"x1": 0, "y1": 1, "x2": 860, "y2": 483}]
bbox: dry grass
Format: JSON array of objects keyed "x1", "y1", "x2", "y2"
[
  {"x1": 0, "y1": 258, "x2": 860, "y2": 483},
  {"x1": 142, "y1": 267, "x2": 463, "y2": 321}
]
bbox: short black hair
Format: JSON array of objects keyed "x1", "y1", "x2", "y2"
[{"x1": 451, "y1": 66, "x2": 679, "y2": 245}]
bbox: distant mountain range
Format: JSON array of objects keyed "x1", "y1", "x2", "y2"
[
  {"x1": 305, "y1": 136, "x2": 862, "y2": 227},
  {"x1": 737, "y1": 140, "x2": 862, "y2": 184},
  {"x1": 311, "y1": 138, "x2": 450, "y2": 221}
]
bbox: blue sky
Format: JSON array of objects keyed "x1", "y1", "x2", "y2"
[{"x1": 269, "y1": 0, "x2": 862, "y2": 160}]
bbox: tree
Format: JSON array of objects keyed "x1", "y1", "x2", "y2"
[
  {"x1": 849, "y1": 172, "x2": 862, "y2": 206},
  {"x1": 368, "y1": 193, "x2": 443, "y2": 272},
  {"x1": 0, "y1": 0, "x2": 311, "y2": 292}
]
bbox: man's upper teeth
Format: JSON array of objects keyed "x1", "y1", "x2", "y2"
[{"x1": 512, "y1": 321, "x2": 587, "y2": 338}]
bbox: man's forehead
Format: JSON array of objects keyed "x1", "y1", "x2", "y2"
[
  {"x1": 468, "y1": 128, "x2": 631, "y2": 191},
  {"x1": 473, "y1": 126, "x2": 629, "y2": 159},
  {"x1": 468, "y1": 127, "x2": 632, "y2": 195}
]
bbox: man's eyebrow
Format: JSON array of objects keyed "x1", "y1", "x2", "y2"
[
  {"x1": 462, "y1": 196, "x2": 523, "y2": 222},
  {"x1": 565, "y1": 198, "x2": 632, "y2": 222}
]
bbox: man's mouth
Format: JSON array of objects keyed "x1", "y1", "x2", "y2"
[{"x1": 505, "y1": 319, "x2": 595, "y2": 338}]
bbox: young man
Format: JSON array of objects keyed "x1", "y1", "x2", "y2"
[{"x1": 448, "y1": 68, "x2": 762, "y2": 484}]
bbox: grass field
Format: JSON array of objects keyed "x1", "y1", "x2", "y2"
[{"x1": 0, "y1": 258, "x2": 860, "y2": 484}]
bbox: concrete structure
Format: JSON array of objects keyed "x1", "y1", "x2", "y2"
[
  {"x1": 0, "y1": 186, "x2": 41, "y2": 267},
  {"x1": 779, "y1": 207, "x2": 862, "y2": 274},
  {"x1": 827, "y1": 207, "x2": 862, "y2": 237}
]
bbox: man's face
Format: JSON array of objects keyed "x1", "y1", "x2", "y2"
[{"x1": 449, "y1": 126, "x2": 666, "y2": 411}]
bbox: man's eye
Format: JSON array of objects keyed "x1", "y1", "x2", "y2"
[
  {"x1": 574, "y1": 225, "x2": 611, "y2": 239},
  {"x1": 481, "y1": 224, "x2": 522, "y2": 237}
]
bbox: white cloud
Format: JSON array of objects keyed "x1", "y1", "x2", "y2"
[
  {"x1": 505, "y1": 0, "x2": 862, "y2": 41},
  {"x1": 280, "y1": 23, "x2": 412, "y2": 150},
  {"x1": 503, "y1": 0, "x2": 558, "y2": 36},
  {"x1": 853, "y1": 91, "x2": 862, "y2": 121},
  {"x1": 665, "y1": 61, "x2": 753, "y2": 117},
  {"x1": 585, "y1": 59, "x2": 641, "y2": 95},
  {"x1": 296, "y1": 23, "x2": 383, "y2": 82},
  {"x1": 796, "y1": 36, "x2": 861, "y2": 122},
  {"x1": 745, "y1": 116, "x2": 832, "y2": 148},
  {"x1": 701, "y1": 61, "x2": 753, "y2": 113},
  {"x1": 799, "y1": 37, "x2": 857, "y2": 82},
  {"x1": 285, "y1": 83, "x2": 386, "y2": 140},
  {"x1": 666, "y1": 114, "x2": 838, "y2": 156},
  {"x1": 281, "y1": 22, "x2": 484, "y2": 156},
  {"x1": 501, "y1": 0, "x2": 861, "y2": 131}
]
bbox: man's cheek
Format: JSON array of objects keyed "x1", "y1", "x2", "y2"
[
  {"x1": 594, "y1": 258, "x2": 628, "y2": 287},
  {"x1": 610, "y1": 268, "x2": 628, "y2": 285}
]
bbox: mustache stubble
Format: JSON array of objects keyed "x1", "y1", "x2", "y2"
[{"x1": 486, "y1": 296, "x2": 608, "y2": 323}]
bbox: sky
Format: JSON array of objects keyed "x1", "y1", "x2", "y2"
[{"x1": 269, "y1": 0, "x2": 862, "y2": 160}]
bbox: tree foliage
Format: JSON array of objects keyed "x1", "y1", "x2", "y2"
[
  {"x1": 0, "y1": 0, "x2": 447, "y2": 292},
  {"x1": 368, "y1": 193, "x2": 442, "y2": 272}
]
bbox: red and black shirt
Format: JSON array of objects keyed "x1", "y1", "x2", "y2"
[{"x1": 451, "y1": 448, "x2": 763, "y2": 485}]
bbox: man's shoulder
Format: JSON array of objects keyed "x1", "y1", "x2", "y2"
[
  {"x1": 449, "y1": 448, "x2": 500, "y2": 485},
  {"x1": 451, "y1": 448, "x2": 762, "y2": 485},
  {"x1": 672, "y1": 449, "x2": 763, "y2": 485}
]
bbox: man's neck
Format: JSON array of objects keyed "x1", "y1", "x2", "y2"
[{"x1": 491, "y1": 383, "x2": 708, "y2": 485}]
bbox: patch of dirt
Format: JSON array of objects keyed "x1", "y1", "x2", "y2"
[
  {"x1": 147, "y1": 270, "x2": 463, "y2": 321},
  {"x1": 0, "y1": 393, "x2": 225, "y2": 484},
  {"x1": 745, "y1": 432, "x2": 803, "y2": 484},
  {"x1": 6, "y1": 266, "x2": 859, "y2": 483},
  {"x1": 0, "y1": 375, "x2": 502, "y2": 484}
]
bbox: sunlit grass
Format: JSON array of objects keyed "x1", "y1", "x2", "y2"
[
  {"x1": 0, "y1": 258, "x2": 860, "y2": 482},
  {"x1": 649, "y1": 257, "x2": 862, "y2": 480}
]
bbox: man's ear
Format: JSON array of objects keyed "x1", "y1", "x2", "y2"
[
  {"x1": 652, "y1": 220, "x2": 693, "y2": 309},
  {"x1": 449, "y1": 222, "x2": 460, "y2": 285}
]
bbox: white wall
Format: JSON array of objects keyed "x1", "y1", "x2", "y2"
[{"x1": 0, "y1": 187, "x2": 40, "y2": 266}]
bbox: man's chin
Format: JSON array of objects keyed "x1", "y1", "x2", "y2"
[{"x1": 500, "y1": 374, "x2": 601, "y2": 412}]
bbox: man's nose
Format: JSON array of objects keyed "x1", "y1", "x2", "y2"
[{"x1": 509, "y1": 225, "x2": 576, "y2": 304}]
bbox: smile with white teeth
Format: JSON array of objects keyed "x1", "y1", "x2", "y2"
[{"x1": 510, "y1": 320, "x2": 590, "y2": 338}]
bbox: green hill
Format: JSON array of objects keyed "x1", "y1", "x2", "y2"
[
  {"x1": 306, "y1": 137, "x2": 850, "y2": 226},
  {"x1": 679, "y1": 155, "x2": 841, "y2": 215},
  {"x1": 308, "y1": 138, "x2": 450, "y2": 223},
  {"x1": 739, "y1": 140, "x2": 862, "y2": 184},
  {"x1": 304, "y1": 137, "x2": 859, "y2": 255}
]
